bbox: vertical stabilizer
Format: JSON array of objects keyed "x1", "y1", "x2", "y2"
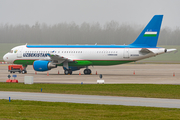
[{"x1": 130, "y1": 15, "x2": 163, "y2": 47}]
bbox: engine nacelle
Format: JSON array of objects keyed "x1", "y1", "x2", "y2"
[
  {"x1": 33, "y1": 60, "x2": 57, "y2": 71},
  {"x1": 63, "y1": 66, "x2": 82, "y2": 71}
]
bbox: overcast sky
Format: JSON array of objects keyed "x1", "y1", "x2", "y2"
[{"x1": 0, "y1": 0, "x2": 179, "y2": 29}]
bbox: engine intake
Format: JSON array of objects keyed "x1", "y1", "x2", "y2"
[{"x1": 33, "y1": 60, "x2": 57, "y2": 71}]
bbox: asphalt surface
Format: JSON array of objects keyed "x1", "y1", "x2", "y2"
[
  {"x1": 0, "y1": 64, "x2": 180, "y2": 84},
  {"x1": 1, "y1": 91, "x2": 180, "y2": 108}
]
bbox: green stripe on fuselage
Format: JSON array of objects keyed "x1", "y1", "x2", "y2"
[
  {"x1": 70, "y1": 60, "x2": 133, "y2": 66},
  {"x1": 14, "y1": 59, "x2": 134, "y2": 66},
  {"x1": 14, "y1": 60, "x2": 35, "y2": 65}
]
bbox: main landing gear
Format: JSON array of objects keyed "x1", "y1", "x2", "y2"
[
  {"x1": 63, "y1": 61, "x2": 92, "y2": 75},
  {"x1": 84, "y1": 69, "x2": 91, "y2": 75},
  {"x1": 64, "y1": 69, "x2": 91, "y2": 75},
  {"x1": 64, "y1": 69, "x2": 72, "y2": 75}
]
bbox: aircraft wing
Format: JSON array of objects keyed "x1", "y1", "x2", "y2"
[{"x1": 47, "y1": 53, "x2": 74, "y2": 64}]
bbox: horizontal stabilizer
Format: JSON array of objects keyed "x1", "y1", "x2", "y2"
[{"x1": 166, "y1": 49, "x2": 177, "y2": 53}]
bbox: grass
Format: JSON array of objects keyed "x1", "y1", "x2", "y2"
[
  {"x1": 0, "y1": 99, "x2": 180, "y2": 120},
  {"x1": 1, "y1": 83, "x2": 180, "y2": 119},
  {"x1": 0, "y1": 83, "x2": 180, "y2": 99}
]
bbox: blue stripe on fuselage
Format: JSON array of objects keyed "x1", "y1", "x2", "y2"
[{"x1": 26, "y1": 45, "x2": 158, "y2": 48}]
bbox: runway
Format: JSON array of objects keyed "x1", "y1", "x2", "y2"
[
  {"x1": 0, "y1": 64, "x2": 180, "y2": 84},
  {"x1": 1, "y1": 91, "x2": 180, "y2": 108}
]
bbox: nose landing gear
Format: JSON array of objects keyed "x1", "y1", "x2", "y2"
[
  {"x1": 22, "y1": 70, "x2": 27, "y2": 74},
  {"x1": 22, "y1": 65, "x2": 27, "y2": 74}
]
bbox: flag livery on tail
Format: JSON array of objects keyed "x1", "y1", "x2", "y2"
[{"x1": 131, "y1": 15, "x2": 163, "y2": 47}]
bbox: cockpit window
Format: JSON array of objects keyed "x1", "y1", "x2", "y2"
[
  {"x1": 14, "y1": 50, "x2": 18, "y2": 53},
  {"x1": 9, "y1": 50, "x2": 13, "y2": 53}
]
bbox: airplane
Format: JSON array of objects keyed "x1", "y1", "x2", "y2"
[{"x1": 3, "y1": 15, "x2": 177, "y2": 75}]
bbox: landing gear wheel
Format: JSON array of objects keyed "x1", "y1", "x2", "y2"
[
  {"x1": 22, "y1": 70, "x2": 27, "y2": 74},
  {"x1": 64, "y1": 70, "x2": 69, "y2": 75},
  {"x1": 87, "y1": 69, "x2": 91, "y2": 74},
  {"x1": 84, "y1": 69, "x2": 91, "y2": 75},
  {"x1": 69, "y1": 69, "x2": 72, "y2": 75},
  {"x1": 64, "y1": 69, "x2": 72, "y2": 75}
]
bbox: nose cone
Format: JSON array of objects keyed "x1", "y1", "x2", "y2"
[
  {"x1": 3, "y1": 54, "x2": 7, "y2": 62},
  {"x1": 3, "y1": 53, "x2": 12, "y2": 63}
]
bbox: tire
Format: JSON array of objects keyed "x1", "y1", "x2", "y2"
[
  {"x1": 68, "y1": 69, "x2": 72, "y2": 75},
  {"x1": 84, "y1": 69, "x2": 88, "y2": 75},
  {"x1": 64, "y1": 70, "x2": 69, "y2": 75},
  {"x1": 84, "y1": 69, "x2": 91, "y2": 75},
  {"x1": 22, "y1": 70, "x2": 26, "y2": 74},
  {"x1": 64, "y1": 69, "x2": 72, "y2": 75},
  {"x1": 87, "y1": 69, "x2": 91, "y2": 74}
]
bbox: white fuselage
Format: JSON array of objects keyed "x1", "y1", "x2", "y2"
[{"x1": 3, "y1": 45, "x2": 166, "y2": 65}]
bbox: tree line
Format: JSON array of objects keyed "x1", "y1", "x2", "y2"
[{"x1": 0, "y1": 21, "x2": 179, "y2": 45}]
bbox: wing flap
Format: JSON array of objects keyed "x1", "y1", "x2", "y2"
[{"x1": 47, "y1": 53, "x2": 74, "y2": 64}]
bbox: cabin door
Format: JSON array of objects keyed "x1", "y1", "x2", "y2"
[{"x1": 17, "y1": 47, "x2": 23, "y2": 58}]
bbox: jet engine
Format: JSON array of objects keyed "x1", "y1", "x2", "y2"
[{"x1": 33, "y1": 60, "x2": 57, "y2": 71}]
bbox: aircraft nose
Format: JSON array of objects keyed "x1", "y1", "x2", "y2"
[
  {"x1": 3, "y1": 53, "x2": 9, "y2": 62},
  {"x1": 3, "y1": 54, "x2": 6, "y2": 61},
  {"x1": 3, "y1": 53, "x2": 14, "y2": 64}
]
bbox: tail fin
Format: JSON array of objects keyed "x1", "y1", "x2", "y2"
[{"x1": 130, "y1": 15, "x2": 163, "y2": 47}]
